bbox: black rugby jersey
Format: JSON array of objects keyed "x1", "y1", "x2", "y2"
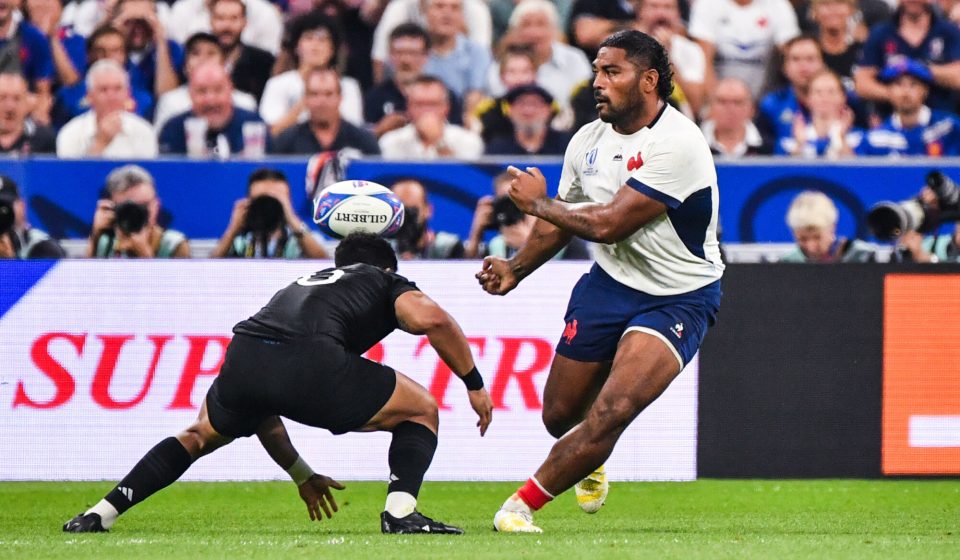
[{"x1": 233, "y1": 263, "x2": 419, "y2": 353}]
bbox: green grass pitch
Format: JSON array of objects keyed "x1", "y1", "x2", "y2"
[{"x1": 1, "y1": 480, "x2": 957, "y2": 559}]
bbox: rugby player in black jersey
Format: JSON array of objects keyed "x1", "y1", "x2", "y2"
[{"x1": 64, "y1": 233, "x2": 493, "y2": 535}]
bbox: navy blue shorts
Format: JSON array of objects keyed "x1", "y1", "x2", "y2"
[{"x1": 555, "y1": 264, "x2": 721, "y2": 368}]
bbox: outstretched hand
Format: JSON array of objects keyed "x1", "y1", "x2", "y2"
[
  {"x1": 298, "y1": 474, "x2": 345, "y2": 521},
  {"x1": 468, "y1": 387, "x2": 493, "y2": 436},
  {"x1": 475, "y1": 256, "x2": 519, "y2": 296}
]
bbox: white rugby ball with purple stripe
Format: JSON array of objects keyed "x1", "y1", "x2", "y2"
[{"x1": 313, "y1": 180, "x2": 405, "y2": 239}]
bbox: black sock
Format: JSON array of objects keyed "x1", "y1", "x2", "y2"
[
  {"x1": 387, "y1": 422, "x2": 437, "y2": 498},
  {"x1": 105, "y1": 437, "x2": 194, "y2": 515}
]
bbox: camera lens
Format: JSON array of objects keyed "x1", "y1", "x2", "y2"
[
  {"x1": 0, "y1": 199, "x2": 14, "y2": 233},
  {"x1": 114, "y1": 201, "x2": 149, "y2": 235},
  {"x1": 244, "y1": 195, "x2": 285, "y2": 234}
]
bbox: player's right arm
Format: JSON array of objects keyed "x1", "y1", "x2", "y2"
[
  {"x1": 255, "y1": 416, "x2": 345, "y2": 521},
  {"x1": 394, "y1": 291, "x2": 493, "y2": 435}
]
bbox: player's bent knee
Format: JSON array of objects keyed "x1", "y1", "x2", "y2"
[{"x1": 542, "y1": 408, "x2": 577, "y2": 439}]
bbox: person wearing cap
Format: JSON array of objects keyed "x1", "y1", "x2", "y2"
[
  {"x1": 854, "y1": 0, "x2": 960, "y2": 112},
  {"x1": 484, "y1": 84, "x2": 568, "y2": 156},
  {"x1": 859, "y1": 59, "x2": 960, "y2": 156},
  {"x1": 0, "y1": 176, "x2": 65, "y2": 259}
]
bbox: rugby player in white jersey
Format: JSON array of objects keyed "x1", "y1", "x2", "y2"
[{"x1": 477, "y1": 30, "x2": 724, "y2": 533}]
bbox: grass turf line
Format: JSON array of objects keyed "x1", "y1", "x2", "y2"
[{"x1": 1, "y1": 480, "x2": 957, "y2": 559}]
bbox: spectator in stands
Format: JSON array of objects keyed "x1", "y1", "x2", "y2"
[
  {"x1": 159, "y1": 62, "x2": 267, "y2": 157},
  {"x1": 259, "y1": 12, "x2": 363, "y2": 137},
  {"x1": 474, "y1": 47, "x2": 537, "y2": 143},
  {"x1": 210, "y1": 0, "x2": 275, "y2": 103},
  {"x1": 0, "y1": 175, "x2": 65, "y2": 259},
  {"x1": 855, "y1": 0, "x2": 960, "y2": 113},
  {"x1": 390, "y1": 178, "x2": 464, "y2": 259},
  {"x1": 210, "y1": 168, "x2": 329, "y2": 259},
  {"x1": 489, "y1": 0, "x2": 592, "y2": 109},
  {"x1": 566, "y1": 0, "x2": 635, "y2": 60},
  {"x1": 271, "y1": 67, "x2": 380, "y2": 154},
  {"x1": 777, "y1": 69, "x2": 863, "y2": 157},
  {"x1": 364, "y1": 23, "x2": 465, "y2": 137},
  {"x1": 22, "y1": 0, "x2": 81, "y2": 89},
  {"x1": 810, "y1": 0, "x2": 864, "y2": 81},
  {"x1": 370, "y1": 0, "x2": 492, "y2": 83},
  {"x1": 62, "y1": 0, "x2": 171, "y2": 37},
  {"x1": 87, "y1": 165, "x2": 190, "y2": 258},
  {"x1": 758, "y1": 36, "x2": 826, "y2": 147},
  {"x1": 689, "y1": 0, "x2": 801, "y2": 97},
  {"x1": 860, "y1": 59, "x2": 960, "y2": 155},
  {"x1": 422, "y1": 0, "x2": 491, "y2": 115},
  {"x1": 57, "y1": 59, "x2": 158, "y2": 158},
  {"x1": 53, "y1": 26, "x2": 155, "y2": 127},
  {"x1": 153, "y1": 32, "x2": 257, "y2": 133},
  {"x1": 779, "y1": 190, "x2": 878, "y2": 262},
  {"x1": 0, "y1": 0, "x2": 54, "y2": 125},
  {"x1": 168, "y1": 0, "x2": 283, "y2": 55},
  {"x1": 0, "y1": 73, "x2": 56, "y2": 154},
  {"x1": 379, "y1": 75, "x2": 483, "y2": 159},
  {"x1": 701, "y1": 78, "x2": 772, "y2": 157},
  {"x1": 485, "y1": 84, "x2": 567, "y2": 155},
  {"x1": 634, "y1": 0, "x2": 706, "y2": 117},
  {"x1": 110, "y1": 0, "x2": 183, "y2": 98},
  {"x1": 310, "y1": 0, "x2": 379, "y2": 90}
]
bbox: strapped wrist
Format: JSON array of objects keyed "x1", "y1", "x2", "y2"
[
  {"x1": 460, "y1": 366, "x2": 484, "y2": 391},
  {"x1": 286, "y1": 456, "x2": 314, "y2": 486}
]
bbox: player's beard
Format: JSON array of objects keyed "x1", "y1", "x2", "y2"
[{"x1": 596, "y1": 87, "x2": 646, "y2": 131}]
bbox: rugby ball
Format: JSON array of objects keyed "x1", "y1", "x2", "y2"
[{"x1": 313, "y1": 180, "x2": 405, "y2": 239}]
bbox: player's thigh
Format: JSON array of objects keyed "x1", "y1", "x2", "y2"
[
  {"x1": 357, "y1": 371, "x2": 438, "y2": 433},
  {"x1": 580, "y1": 331, "x2": 682, "y2": 439},
  {"x1": 542, "y1": 354, "x2": 611, "y2": 430}
]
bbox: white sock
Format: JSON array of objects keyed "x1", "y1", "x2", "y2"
[
  {"x1": 500, "y1": 493, "x2": 532, "y2": 515},
  {"x1": 85, "y1": 499, "x2": 119, "y2": 529},
  {"x1": 384, "y1": 491, "x2": 417, "y2": 518}
]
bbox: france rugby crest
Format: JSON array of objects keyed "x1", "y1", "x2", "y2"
[{"x1": 584, "y1": 147, "x2": 599, "y2": 175}]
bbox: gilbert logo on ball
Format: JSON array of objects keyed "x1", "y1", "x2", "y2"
[{"x1": 313, "y1": 180, "x2": 405, "y2": 239}]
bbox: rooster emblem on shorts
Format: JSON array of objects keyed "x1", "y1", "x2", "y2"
[{"x1": 562, "y1": 319, "x2": 578, "y2": 344}]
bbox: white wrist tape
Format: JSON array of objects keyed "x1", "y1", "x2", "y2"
[{"x1": 286, "y1": 456, "x2": 315, "y2": 486}]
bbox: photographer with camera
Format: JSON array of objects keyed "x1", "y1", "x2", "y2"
[
  {"x1": 464, "y1": 171, "x2": 589, "y2": 259},
  {"x1": 210, "y1": 168, "x2": 329, "y2": 259},
  {"x1": 86, "y1": 165, "x2": 190, "y2": 259},
  {"x1": 390, "y1": 179, "x2": 463, "y2": 260},
  {"x1": 868, "y1": 170, "x2": 960, "y2": 263},
  {"x1": 0, "y1": 176, "x2": 64, "y2": 259},
  {"x1": 779, "y1": 190, "x2": 878, "y2": 263}
]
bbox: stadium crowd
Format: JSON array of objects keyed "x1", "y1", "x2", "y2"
[{"x1": 1, "y1": 0, "x2": 960, "y2": 262}]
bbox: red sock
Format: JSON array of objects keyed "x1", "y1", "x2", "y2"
[{"x1": 516, "y1": 477, "x2": 553, "y2": 511}]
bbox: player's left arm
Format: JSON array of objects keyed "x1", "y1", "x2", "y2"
[
  {"x1": 255, "y1": 416, "x2": 345, "y2": 520},
  {"x1": 506, "y1": 165, "x2": 667, "y2": 244}
]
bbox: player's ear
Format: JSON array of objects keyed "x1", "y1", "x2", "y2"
[{"x1": 642, "y1": 68, "x2": 659, "y2": 94}]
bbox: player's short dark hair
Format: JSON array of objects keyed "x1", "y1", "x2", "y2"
[
  {"x1": 335, "y1": 232, "x2": 399, "y2": 271},
  {"x1": 287, "y1": 11, "x2": 341, "y2": 62},
  {"x1": 599, "y1": 30, "x2": 674, "y2": 100},
  {"x1": 389, "y1": 22, "x2": 430, "y2": 51},
  {"x1": 247, "y1": 168, "x2": 289, "y2": 194}
]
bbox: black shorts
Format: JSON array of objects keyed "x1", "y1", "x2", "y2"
[{"x1": 206, "y1": 333, "x2": 397, "y2": 438}]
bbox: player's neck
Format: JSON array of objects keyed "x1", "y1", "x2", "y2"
[{"x1": 613, "y1": 99, "x2": 665, "y2": 135}]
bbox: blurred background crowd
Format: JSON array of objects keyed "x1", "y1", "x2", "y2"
[{"x1": 1, "y1": 0, "x2": 959, "y2": 263}]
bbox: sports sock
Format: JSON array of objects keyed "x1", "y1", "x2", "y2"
[
  {"x1": 386, "y1": 421, "x2": 437, "y2": 500},
  {"x1": 103, "y1": 437, "x2": 194, "y2": 517},
  {"x1": 384, "y1": 491, "x2": 418, "y2": 518},
  {"x1": 516, "y1": 477, "x2": 554, "y2": 511},
  {"x1": 85, "y1": 499, "x2": 119, "y2": 529}
]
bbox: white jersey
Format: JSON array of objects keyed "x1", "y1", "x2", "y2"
[{"x1": 558, "y1": 104, "x2": 724, "y2": 296}]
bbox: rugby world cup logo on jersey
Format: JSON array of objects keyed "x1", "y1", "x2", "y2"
[{"x1": 584, "y1": 147, "x2": 599, "y2": 175}]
